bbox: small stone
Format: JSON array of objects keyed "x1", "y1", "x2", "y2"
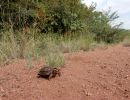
[{"x1": 82, "y1": 90, "x2": 92, "y2": 96}]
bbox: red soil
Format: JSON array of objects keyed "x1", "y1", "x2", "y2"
[{"x1": 0, "y1": 45, "x2": 130, "y2": 100}]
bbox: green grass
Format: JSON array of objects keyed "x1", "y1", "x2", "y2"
[
  {"x1": 0, "y1": 31, "x2": 100, "y2": 67},
  {"x1": 44, "y1": 52, "x2": 65, "y2": 68},
  {"x1": 0, "y1": 31, "x2": 19, "y2": 65}
]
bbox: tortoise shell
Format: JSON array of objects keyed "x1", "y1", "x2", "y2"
[
  {"x1": 38, "y1": 67, "x2": 53, "y2": 76},
  {"x1": 37, "y1": 66, "x2": 61, "y2": 80}
]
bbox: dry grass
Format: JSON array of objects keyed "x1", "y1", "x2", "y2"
[
  {"x1": 0, "y1": 31, "x2": 96, "y2": 67},
  {"x1": 44, "y1": 52, "x2": 65, "y2": 68},
  {"x1": 122, "y1": 37, "x2": 130, "y2": 47}
]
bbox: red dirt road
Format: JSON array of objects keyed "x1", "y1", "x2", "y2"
[{"x1": 0, "y1": 45, "x2": 130, "y2": 100}]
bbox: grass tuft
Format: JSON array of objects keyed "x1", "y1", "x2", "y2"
[{"x1": 44, "y1": 52, "x2": 65, "y2": 68}]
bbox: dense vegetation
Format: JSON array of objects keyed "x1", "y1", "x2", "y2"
[
  {"x1": 0, "y1": 0, "x2": 128, "y2": 67},
  {"x1": 0, "y1": 0, "x2": 126, "y2": 41}
]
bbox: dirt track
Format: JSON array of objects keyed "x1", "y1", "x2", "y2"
[{"x1": 0, "y1": 45, "x2": 130, "y2": 100}]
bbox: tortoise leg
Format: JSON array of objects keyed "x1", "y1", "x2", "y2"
[
  {"x1": 37, "y1": 75, "x2": 41, "y2": 78},
  {"x1": 48, "y1": 73, "x2": 53, "y2": 80},
  {"x1": 58, "y1": 72, "x2": 61, "y2": 77}
]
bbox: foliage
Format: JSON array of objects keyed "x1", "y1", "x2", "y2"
[
  {"x1": 0, "y1": 0, "x2": 125, "y2": 42},
  {"x1": 0, "y1": 31, "x2": 95, "y2": 66},
  {"x1": 0, "y1": 0, "x2": 37, "y2": 32}
]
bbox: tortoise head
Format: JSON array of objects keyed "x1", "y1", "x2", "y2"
[{"x1": 53, "y1": 68, "x2": 61, "y2": 76}]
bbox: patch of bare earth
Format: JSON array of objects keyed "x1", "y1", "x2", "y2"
[{"x1": 0, "y1": 45, "x2": 130, "y2": 100}]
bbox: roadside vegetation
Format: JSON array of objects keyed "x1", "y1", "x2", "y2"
[
  {"x1": 122, "y1": 31, "x2": 130, "y2": 47},
  {"x1": 0, "y1": 0, "x2": 129, "y2": 67}
]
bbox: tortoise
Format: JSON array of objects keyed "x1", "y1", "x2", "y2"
[{"x1": 37, "y1": 66, "x2": 61, "y2": 80}]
